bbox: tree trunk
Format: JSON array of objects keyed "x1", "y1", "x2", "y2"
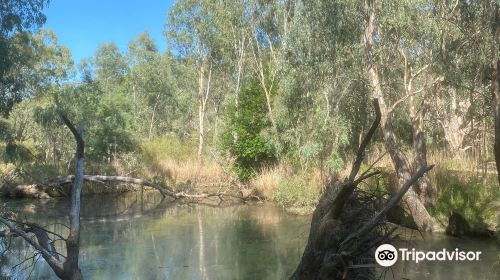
[
  {"x1": 363, "y1": 0, "x2": 435, "y2": 232},
  {"x1": 197, "y1": 60, "x2": 211, "y2": 164},
  {"x1": 59, "y1": 115, "x2": 85, "y2": 280},
  {"x1": 148, "y1": 94, "x2": 159, "y2": 140},
  {"x1": 410, "y1": 96, "x2": 434, "y2": 208},
  {"x1": 493, "y1": 3, "x2": 500, "y2": 185},
  {"x1": 197, "y1": 100, "x2": 205, "y2": 164},
  {"x1": 291, "y1": 100, "x2": 434, "y2": 279},
  {"x1": 439, "y1": 87, "x2": 471, "y2": 156}
]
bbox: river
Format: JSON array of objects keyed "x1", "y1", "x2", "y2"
[{"x1": 0, "y1": 191, "x2": 498, "y2": 279}]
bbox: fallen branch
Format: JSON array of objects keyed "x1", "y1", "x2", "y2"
[{"x1": 2, "y1": 174, "x2": 244, "y2": 202}]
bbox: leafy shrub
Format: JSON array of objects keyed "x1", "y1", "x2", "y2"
[
  {"x1": 220, "y1": 78, "x2": 276, "y2": 181},
  {"x1": 273, "y1": 174, "x2": 321, "y2": 214},
  {"x1": 3, "y1": 142, "x2": 34, "y2": 163},
  {"x1": 88, "y1": 92, "x2": 136, "y2": 160}
]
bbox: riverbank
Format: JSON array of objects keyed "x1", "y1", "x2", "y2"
[{"x1": 1, "y1": 139, "x2": 498, "y2": 239}]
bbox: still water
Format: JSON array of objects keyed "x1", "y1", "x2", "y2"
[{"x1": 0, "y1": 191, "x2": 498, "y2": 279}]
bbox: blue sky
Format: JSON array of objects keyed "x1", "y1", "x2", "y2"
[{"x1": 44, "y1": 0, "x2": 174, "y2": 65}]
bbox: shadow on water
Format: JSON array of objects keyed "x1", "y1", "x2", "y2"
[{"x1": 0, "y1": 192, "x2": 498, "y2": 279}]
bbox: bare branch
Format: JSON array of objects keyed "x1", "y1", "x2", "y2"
[
  {"x1": 348, "y1": 99, "x2": 382, "y2": 181},
  {"x1": 390, "y1": 90, "x2": 421, "y2": 112},
  {"x1": 0, "y1": 217, "x2": 63, "y2": 271},
  {"x1": 328, "y1": 99, "x2": 381, "y2": 219}
]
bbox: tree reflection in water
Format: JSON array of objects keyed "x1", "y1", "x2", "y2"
[
  {"x1": 0, "y1": 192, "x2": 309, "y2": 279},
  {"x1": 1, "y1": 192, "x2": 497, "y2": 279}
]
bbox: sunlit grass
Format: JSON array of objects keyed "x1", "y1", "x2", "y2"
[{"x1": 249, "y1": 165, "x2": 284, "y2": 200}]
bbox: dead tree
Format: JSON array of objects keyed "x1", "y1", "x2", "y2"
[
  {"x1": 3, "y1": 174, "x2": 238, "y2": 201},
  {"x1": 291, "y1": 99, "x2": 434, "y2": 279},
  {"x1": 0, "y1": 113, "x2": 85, "y2": 279}
]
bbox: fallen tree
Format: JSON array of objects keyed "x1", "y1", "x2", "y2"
[
  {"x1": 1, "y1": 174, "x2": 244, "y2": 201},
  {"x1": 291, "y1": 99, "x2": 434, "y2": 279}
]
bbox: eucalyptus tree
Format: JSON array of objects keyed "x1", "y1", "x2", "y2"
[
  {"x1": 426, "y1": 1, "x2": 494, "y2": 160},
  {"x1": 18, "y1": 29, "x2": 74, "y2": 102},
  {"x1": 247, "y1": 0, "x2": 296, "y2": 131},
  {"x1": 0, "y1": 0, "x2": 49, "y2": 116},
  {"x1": 493, "y1": 2, "x2": 500, "y2": 184},
  {"x1": 94, "y1": 43, "x2": 128, "y2": 89},
  {"x1": 1, "y1": 29, "x2": 74, "y2": 164},
  {"x1": 369, "y1": 0, "x2": 443, "y2": 209},
  {"x1": 127, "y1": 32, "x2": 159, "y2": 125},
  {"x1": 127, "y1": 32, "x2": 179, "y2": 139},
  {"x1": 167, "y1": 0, "x2": 230, "y2": 163},
  {"x1": 276, "y1": 0, "x2": 362, "y2": 176},
  {"x1": 42, "y1": 43, "x2": 136, "y2": 163},
  {"x1": 485, "y1": 1, "x2": 500, "y2": 183},
  {"x1": 363, "y1": 0, "x2": 436, "y2": 231}
]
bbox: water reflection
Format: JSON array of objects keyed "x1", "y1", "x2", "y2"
[
  {"x1": 0, "y1": 192, "x2": 498, "y2": 279},
  {"x1": 386, "y1": 232, "x2": 500, "y2": 280},
  {"x1": 1, "y1": 192, "x2": 310, "y2": 279}
]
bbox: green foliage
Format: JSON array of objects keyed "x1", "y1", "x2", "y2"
[
  {"x1": 0, "y1": 0, "x2": 498, "y2": 228},
  {"x1": 432, "y1": 169, "x2": 499, "y2": 231},
  {"x1": 3, "y1": 142, "x2": 34, "y2": 163},
  {"x1": 221, "y1": 79, "x2": 276, "y2": 180},
  {"x1": 0, "y1": 118, "x2": 13, "y2": 142},
  {"x1": 88, "y1": 92, "x2": 136, "y2": 160},
  {"x1": 273, "y1": 174, "x2": 321, "y2": 215},
  {"x1": 94, "y1": 43, "x2": 128, "y2": 85},
  {"x1": 127, "y1": 33, "x2": 182, "y2": 138},
  {"x1": 0, "y1": 0, "x2": 49, "y2": 116}
]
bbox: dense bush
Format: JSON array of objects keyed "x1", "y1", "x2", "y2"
[
  {"x1": 221, "y1": 79, "x2": 276, "y2": 181},
  {"x1": 88, "y1": 91, "x2": 136, "y2": 160}
]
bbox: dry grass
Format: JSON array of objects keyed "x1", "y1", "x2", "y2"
[
  {"x1": 0, "y1": 163, "x2": 17, "y2": 184},
  {"x1": 139, "y1": 137, "x2": 232, "y2": 188},
  {"x1": 146, "y1": 158, "x2": 230, "y2": 188},
  {"x1": 249, "y1": 162, "x2": 324, "y2": 215},
  {"x1": 427, "y1": 149, "x2": 496, "y2": 176},
  {"x1": 249, "y1": 165, "x2": 284, "y2": 199}
]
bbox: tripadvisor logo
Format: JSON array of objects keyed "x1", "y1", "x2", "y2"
[
  {"x1": 375, "y1": 244, "x2": 482, "y2": 267},
  {"x1": 375, "y1": 244, "x2": 398, "y2": 267}
]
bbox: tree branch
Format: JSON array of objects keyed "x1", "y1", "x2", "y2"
[
  {"x1": 339, "y1": 164, "x2": 435, "y2": 251},
  {"x1": 328, "y1": 99, "x2": 381, "y2": 219},
  {"x1": 0, "y1": 217, "x2": 64, "y2": 273}
]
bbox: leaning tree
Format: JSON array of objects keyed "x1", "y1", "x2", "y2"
[{"x1": 291, "y1": 99, "x2": 433, "y2": 279}]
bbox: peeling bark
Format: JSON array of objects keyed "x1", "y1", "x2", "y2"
[{"x1": 410, "y1": 96, "x2": 434, "y2": 208}]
